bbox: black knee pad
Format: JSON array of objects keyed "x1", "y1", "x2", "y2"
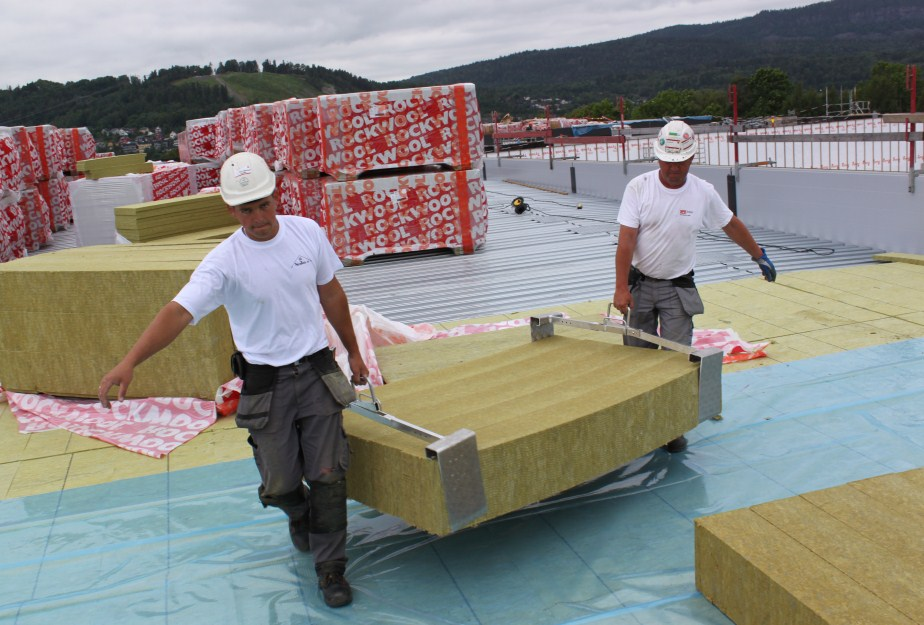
[
  {"x1": 308, "y1": 478, "x2": 347, "y2": 534},
  {"x1": 258, "y1": 483, "x2": 309, "y2": 518}
]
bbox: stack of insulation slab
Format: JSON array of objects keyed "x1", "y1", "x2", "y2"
[
  {"x1": 315, "y1": 83, "x2": 488, "y2": 264},
  {"x1": 0, "y1": 243, "x2": 234, "y2": 399},
  {"x1": 324, "y1": 168, "x2": 488, "y2": 264},
  {"x1": 75, "y1": 153, "x2": 153, "y2": 180},
  {"x1": 114, "y1": 192, "x2": 235, "y2": 243},
  {"x1": 696, "y1": 468, "x2": 924, "y2": 625},
  {"x1": 344, "y1": 327, "x2": 702, "y2": 536}
]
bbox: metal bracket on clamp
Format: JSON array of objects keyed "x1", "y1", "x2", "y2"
[
  {"x1": 530, "y1": 312, "x2": 723, "y2": 422},
  {"x1": 349, "y1": 381, "x2": 488, "y2": 533}
]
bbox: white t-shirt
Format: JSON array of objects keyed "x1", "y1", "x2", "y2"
[
  {"x1": 174, "y1": 215, "x2": 343, "y2": 366},
  {"x1": 617, "y1": 170, "x2": 733, "y2": 279}
]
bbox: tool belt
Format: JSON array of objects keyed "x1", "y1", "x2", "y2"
[
  {"x1": 230, "y1": 348, "x2": 356, "y2": 430},
  {"x1": 629, "y1": 266, "x2": 695, "y2": 289}
]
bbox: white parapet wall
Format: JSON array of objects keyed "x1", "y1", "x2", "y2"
[{"x1": 484, "y1": 157, "x2": 924, "y2": 254}]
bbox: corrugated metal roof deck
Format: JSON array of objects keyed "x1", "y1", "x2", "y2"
[{"x1": 336, "y1": 178, "x2": 883, "y2": 324}]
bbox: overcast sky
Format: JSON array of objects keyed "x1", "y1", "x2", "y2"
[{"x1": 4, "y1": 0, "x2": 816, "y2": 89}]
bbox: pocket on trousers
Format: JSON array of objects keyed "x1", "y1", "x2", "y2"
[
  {"x1": 235, "y1": 390, "x2": 273, "y2": 430},
  {"x1": 676, "y1": 287, "x2": 705, "y2": 316},
  {"x1": 320, "y1": 371, "x2": 357, "y2": 408},
  {"x1": 308, "y1": 348, "x2": 357, "y2": 407}
]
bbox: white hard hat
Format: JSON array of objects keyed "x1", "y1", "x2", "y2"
[
  {"x1": 653, "y1": 120, "x2": 697, "y2": 162},
  {"x1": 219, "y1": 151, "x2": 276, "y2": 206}
]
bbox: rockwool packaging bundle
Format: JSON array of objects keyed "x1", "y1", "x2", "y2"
[
  {"x1": 317, "y1": 83, "x2": 484, "y2": 180},
  {"x1": 184, "y1": 117, "x2": 223, "y2": 163},
  {"x1": 242, "y1": 103, "x2": 276, "y2": 165},
  {"x1": 276, "y1": 171, "x2": 325, "y2": 224},
  {"x1": 69, "y1": 174, "x2": 153, "y2": 246},
  {"x1": 16, "y1": 188, "x2": 53, "y2": 251},
  {"x1": 150, "y1": 162, "x2": 197, "y2": 201},
  {"x1": 0, "y1": 203, "x2": 27, "y2": 263},
  {"x1": 60, "y1": 127, "x2": 96, "y2": 172},
  {"x1": 272, "y1": 97, "x2": 322, "y2": 174},
  {"x1": 0, "y1": 129, "x2": 24, "y2": 199},
  {"x1": 323, "y1": 168, "x2": 488, "y2": 264},
  {"x1": 8, "y1": 126, "x2": 42, "y2": 185},
  {"x1": 27, "y1": 124, "x2": 66, "y2": 180}
]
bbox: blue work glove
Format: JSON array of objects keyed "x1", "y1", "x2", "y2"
[{"x1": 752, "y1": 247, "x2": 776, "y2": 282}]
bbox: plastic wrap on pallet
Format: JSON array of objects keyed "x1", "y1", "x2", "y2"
[
  {"x1": 0, "y1": 202, "x2": 27, "y2": 263},
  {"x1": 272, "y1": 98, "x2": 322, "y2": 174},
  {"x1": 242, "y1": 103, "x2": 276, "y2": 164},
  {"x1": 150, "y1": 162, "x2": 197, "y2": 200},
  {"x1": 276, "y1": 171, "x2": 325, "y2": 224},
  {"x1": 0, "y1": 129, "x2": 25, "y2": 198},
  {"x1": 68, "y1": 174, "x2": 153, "y2": 246},
  {"x1": 191, "y1": 161, "x2": 221, "y2": 192},
  {"x1": 184, "y1": 118, "x2": 223, "y2": 163},
  {"x1": 323, "y1": 168, "x2": 488, "y2": 263},
  {"x1": 317, "y1": 83, "x2": 484, "y2": 180},
  {"x1": 37, "y1": 175, "x2": 72, "y2": 230},
  {"x1": 8, "y1": 126, "x2": 41, "y2": 185},
  {"x1": 221, "y1": 106, "x2": 247, "y2": 153},
  {"x1": 17, "y1": 188, "x2": 53, "y2": 251},
  {"x1": 60, "y1": 127, "x2": 96, "y2": 172},
  {"x1": 27, "y1": 125, "x2": 66, "y2": 180}
]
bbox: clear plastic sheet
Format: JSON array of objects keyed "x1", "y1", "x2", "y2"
[{"x1": 3, "y1": 338, "x2": 923, "y2": 624}]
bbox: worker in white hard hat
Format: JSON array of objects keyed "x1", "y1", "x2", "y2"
[
  {"x1": 98, "y1": 151, "x2": 367, "y2": 608},
  {"x1": 613, "y1": 120, "x2": 776, "y2": 453}
]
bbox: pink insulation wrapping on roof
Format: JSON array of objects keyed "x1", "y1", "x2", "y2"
[
  {"x1": 272, "y1": 98, "x2": 322, "y2": 174},
  {"x1": 60, "y1": 127, "x2": 96, "y2": 171},
  {"x1": 17, "y1": 188, "x2": 53, "y2": 251},
  {"x1": 322, "y1": 168, "x2": 488, "y2": 263},
  {"x1": 242, "y1": 103, "x2": 276, "y2": 164},
  {"x1": 185, "y1": 117, "x2": 223, "y2": 162},
  {"x1": 0, "y1": 203, "x2": 27, "y2": 263},
  {"x1": 27, "y1": 125, "x2": 65, "y2": 180},
  {"x1": 151, "y1": 162, "x2": 196, "y2": 200},
  {"x1": 317, "y1": 83, "x2": 484, "y2": 180},
  {"x1": 276, "y1": 171, "x2": 326, "y2": 224}
]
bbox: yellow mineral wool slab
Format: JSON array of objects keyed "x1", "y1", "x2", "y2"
[
  {"x1": 345, "y1": 332, "x2": 701, "y2": 535},
  {"x1": 114, "y1": 194, "x2": 236, "y2": 243},
  {"x1": 65, "y1": 447, "x2": 166, "y2": 489},
  {"x1": 6, "y1": 455, "x2": 71, "y2": 498},
  {"x1": 696, "y1": 469, "x2": 924, "y2": 625},
  {"x1": 0, "y1": 244, "x2": 233, "y2": 399}
]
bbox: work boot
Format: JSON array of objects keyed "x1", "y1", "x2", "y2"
[
  {"x1": 288, "y1": 512, "x2": 311, "y2": 552},
  {"x1": 317, "y1": 563, "x2": 352, "y2": 608},
  {"x1": 662, "y1": 435, "x2": 688, "y2": 453}
]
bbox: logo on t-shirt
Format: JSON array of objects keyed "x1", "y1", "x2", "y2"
[
  {"x1": 679, "y1": 209, "x2": 692, "y2": 217},
  {"x1": 292, "y1": 255, "x2": 312, "y2": 268}
]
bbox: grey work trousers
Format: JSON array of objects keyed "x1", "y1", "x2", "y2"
[
  {"x1": 624, "y1": 276, "x2": 704, "y2": 349},
  {"x1": 245, "y1": 361, "x2": 351, "y2": 566}
]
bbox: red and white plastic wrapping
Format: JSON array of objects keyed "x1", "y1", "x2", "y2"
[
  {"x1": 323, "y1": 168, "x2": 488, "y2": 263},
  {"x1": 272, "y1": 98, "x2": 321, "y2": 174},
  {"x1": 275, "y1": 171, "x2": 326, "y2": 224},
  {"x1": 220, "y1": 107, "x2": 247, "y2": 154},
  {"x1": 37, "y1": 175, "x2": 72, "y2": 230},
  {"x1": 16, "y1": 188, "x2": 53, "y2": 251},
  {"x1": 27, "y1": 125, "x2": 66, "y2": 180},
  {"x1": 184, "y1": 117, "x2": 223, "y2": 163},
  {"x1": 8, "y1": 126, "x2": 42, "y2": 185},
  {"x1": 0, "y1": 202, "x2": 27, "y2": 263},
  {"x1": 242, "y1": 103, "x2": 276, "y2": 165},
  {"x1": 60, "y1": 127, "x2": 96, "y2": 171},
  {"x1": 150, "y1": 162, "x2": 197, "y2": 200},
  {"x1": 191, "y1": 162, "x2": 221, "y2": 192},
  {"x1": 317, "y1": 83, "x2": 484, "y2": 180},
  {"x1": 0, "y1": 130, "x2": 25, "y2": 197}
]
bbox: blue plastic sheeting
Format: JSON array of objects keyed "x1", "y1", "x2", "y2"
[{"x1": 3, "y1": 338, "x2": 924, "y2": 624}]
